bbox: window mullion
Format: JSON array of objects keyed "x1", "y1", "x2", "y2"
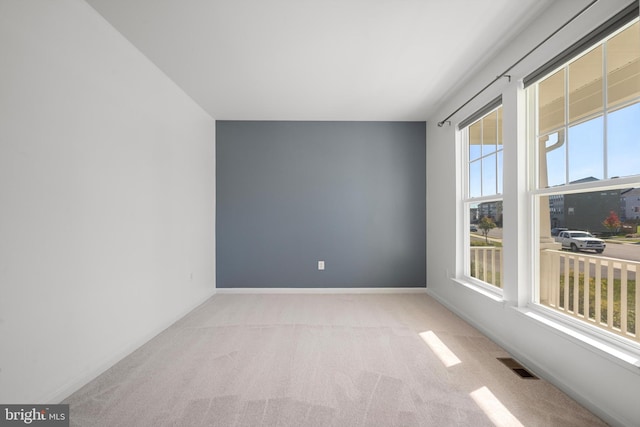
[
  {"x1": 480, "y1": 118, "x2": 484, "y2": 197},
  {"x1": 603, "y1": 40, "x2": 609, "y2": 179},
  {"x1": 496, "y1": 113, "x2": 500, "y2": 195},
  {"x1": 564, "y1": 66, "x2": 570, "y2": 186}
]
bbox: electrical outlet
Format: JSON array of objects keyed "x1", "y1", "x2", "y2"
[{"x1": 318, "y1": 261, "x2": 325, "y2": 270}]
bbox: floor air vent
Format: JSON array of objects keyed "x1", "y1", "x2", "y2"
[{"x1": 497, "y1": 357, "x2": 538, "y2": 379}]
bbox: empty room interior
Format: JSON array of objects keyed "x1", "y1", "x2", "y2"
[{"x1": 2, "y1": 0, "x2": 640, "y2": 426}]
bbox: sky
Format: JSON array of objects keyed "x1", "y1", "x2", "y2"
[
  {"x1": 468, "y1": 101, "x2": 639, "y2": 198},
  {"x1": 545, "y1": 102, "x2": 640, "y2": 187},
  {"x1": 467, "y1": 101, "x2": 639, "y2": 222}
]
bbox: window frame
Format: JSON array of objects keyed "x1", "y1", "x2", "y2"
[
  {"x1": 526, "y1": 18, "x2": 640, "y2": 353},
  {"x1": 531, "y1": 22, "x2": 640, "y2": 190},
  {"x1": 449, "y1": 2, "x2": 640, "y2": 371},
  {"x1": 461, "y1": 104, "x2": 505, "y2": 296}
]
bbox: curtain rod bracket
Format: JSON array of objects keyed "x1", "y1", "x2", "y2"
[
  {"x1": 437, "y1": 120, "x2": 451, "y2": 127},
  {"x1": 436, "y1": 0, "x2": 599, "y2": 127}
]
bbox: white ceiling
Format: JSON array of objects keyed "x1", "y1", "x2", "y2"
[{"x1": 86, "y1": 0, "x2": 555, "y2": 121}]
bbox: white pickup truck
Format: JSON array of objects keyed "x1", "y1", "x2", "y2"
[{"x1": 555, "y1": 230, "x2": 605, "y2": 253}]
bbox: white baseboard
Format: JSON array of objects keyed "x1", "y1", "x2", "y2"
[{"x1": 214, "y1": 287, "x2": 428, "y2": 294}]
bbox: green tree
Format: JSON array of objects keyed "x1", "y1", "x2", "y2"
[
  {"x1": 602, "y1": 210, "x2": 621, "y2": 235},
  {"x1": 478, "y1": 216, "x2": 496, "y2": 244}
]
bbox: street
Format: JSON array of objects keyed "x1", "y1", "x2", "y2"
[
  {"x1": 471, "y1": 228, "x2": 640, "y2": 263},
  {"x1": 598, "y1": 241, "x2": 640, "y2": 262}
]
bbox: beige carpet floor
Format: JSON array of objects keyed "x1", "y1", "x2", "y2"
[{"x1": 64, "y1": 293, "x2": 606, "y2": 426}]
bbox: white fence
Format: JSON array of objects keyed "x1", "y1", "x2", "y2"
[
  {"x1": 541, "y1": 249, "x2": 638, "y2": 343},
  {"x1": 470, "y1": 246, "x2": 502, "y2": 288}
]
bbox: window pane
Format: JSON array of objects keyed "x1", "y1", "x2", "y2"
[
  {"x1": 497, "y1": 150, "x2": 503, "y2": 195},
  {"x1": 607, "y1": 21, "x2": 640, "y2": 108},
  {"x1": 608, "y1": 102, "x2": 640, "y2": 178},
  {"x1": 568, "y1": 116, "x2": 604, "y2": 182},
  {"x1": 469, "y1": 202, "x2": 503, "y2": 288},
  {"x1": 465, "y1": 106, "x2": 504, "y2": 291},
  {"x1": 540, "y1": 131, "x2": 566, "y2": 188},
  {"x1": 469, "y1": 160, "x2": 482, "y2": 198},
  {"x1": 539, "y1": 69, "x2": 565, "y2": 134},
  {"x1": 569, "y1": 46, "x2": 603, "y2": 122},
  {"x1": 482, "y1": 110, "x2": 498, "y2": 155},
  {"x1": 539, "y1": 190, "x2": 637, "y2": 335},
  {"x1": 482, "y1": 154, "x2": 497, "y2": 196},
  {"x1": 496, "y1": 107, "x2": 503, "y2": 151},
  {"x1": 469, "y1": 120, "x2": 482, "y2": 161}
]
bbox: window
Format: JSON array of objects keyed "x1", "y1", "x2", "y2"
[
  {"x1": 463, "y1": 104, "x2": 504, "y2": 290},
  {"x1": 529, "y1": 19, "x2": 640, "y2": 344}
]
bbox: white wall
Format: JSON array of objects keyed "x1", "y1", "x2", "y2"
[
  {"x1": 0, "y1": 0, "x2": 216, "y2": 403},
  {"x1": 426, "y1": 1, "x2": 640, "y2": 426}
]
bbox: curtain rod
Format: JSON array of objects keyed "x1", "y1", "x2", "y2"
[{"x1": 437, "y1": 0, "x2": 599, "y2": 127}]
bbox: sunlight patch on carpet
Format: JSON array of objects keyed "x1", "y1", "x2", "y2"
[
  {"x1": 419, "y1": 331, "x2": 461, "y2": 368},
  {"x1": 470, "y1": 386, "x2": 523, "y2": 427}
]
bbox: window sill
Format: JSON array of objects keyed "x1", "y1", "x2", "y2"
[
  {"x1": 451, "y1": 277, "x2": 505, "y2": 304},
  {"x1": 513, "y1": 305, "x2": 640, "y2": 373}
]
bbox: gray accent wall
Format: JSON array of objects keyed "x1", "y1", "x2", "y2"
[{"x1": 216, "y1": 121, "x2": 426, "y2": 288}]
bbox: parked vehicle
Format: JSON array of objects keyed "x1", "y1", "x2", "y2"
[
  {"x1": 551, "y1": 227, "x2": 568, "y2": 236},
  {"x1": 554, "y1": 230, "x2": 605, "y2": 253},
  {"x1": 470, "y1": 225, "x2": 478, "y2": 232}
]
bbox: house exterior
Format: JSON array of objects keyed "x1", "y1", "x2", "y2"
[
  {"x1": 622, "y1": 187, "x2": 640, "y2": 221},
  {"x1": 564, "y1": 189, "x2": 622, "y2": 233}
]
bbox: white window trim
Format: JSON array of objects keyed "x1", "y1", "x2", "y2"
[
  {"x1": 454, "y1": 90, "x2": 640, "y2": 370},
  {"x1": 451, "y1": 6, "x2": 640, "y2": 372},
  {"x1": 524, "y1": 21, "x2": 640, "y2": 363},
  {"x1": 459, "y1": 107, "x2": 505, "y2": 298},
  {"x1": 514, "y1": 304, "x2": 640, "y2": 372},
  {"x1": 527, "y1": 178, "x2": 640, "y2": 364},
  {"x1": 524, "y1": 165, "x2": 640, "y2": 370}
]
